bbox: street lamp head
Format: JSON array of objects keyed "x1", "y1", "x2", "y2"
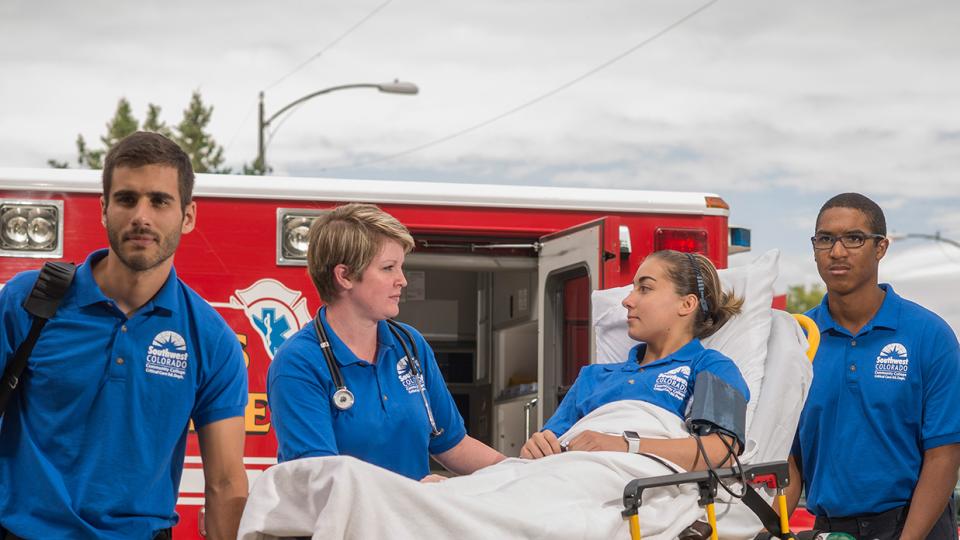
[
  {"x1": 377, "y1": 80, "x2": 419, "y2": 95},
  {"x1": 257, "y1": 79, "x2": 420, "y2": 173}
]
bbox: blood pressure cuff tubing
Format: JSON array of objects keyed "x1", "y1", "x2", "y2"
[{"x1": 687, "y1": 370, "x2": 748, "y2": 454}]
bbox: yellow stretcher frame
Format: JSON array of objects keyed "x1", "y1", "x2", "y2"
[{"x1": 623, "y1": 313, "x2": 821, "y2": 540}]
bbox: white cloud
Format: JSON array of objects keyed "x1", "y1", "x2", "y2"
[{"x1": 3, "y1": 0, "x2": 959, "y2": 273}]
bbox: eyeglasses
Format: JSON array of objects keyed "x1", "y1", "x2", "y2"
[{"x1": 810, "y1": 233, "x2": 886, "y2": 250}]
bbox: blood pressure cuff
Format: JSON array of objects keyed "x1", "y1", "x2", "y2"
[{"x1": 686, "y1": 370, "x2": 748, "y2": 454}]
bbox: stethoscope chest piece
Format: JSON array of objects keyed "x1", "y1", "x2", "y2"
[{"x1": 333, "y1": 387, "x2": 355, "y2": 410}]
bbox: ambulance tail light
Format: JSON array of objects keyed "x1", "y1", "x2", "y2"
[
  {"x1": 0, "y1": 200, "x2": 64, "y2": 258},
  {"x1": 277, "y1": 208, "x2": 327, "y2": 266},
  {"x1": 654, "y1": 227, "x2": 708, "y2": 255}
]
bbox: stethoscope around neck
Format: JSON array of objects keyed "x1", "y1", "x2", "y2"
[{"x1": 313, "y1": 313, "x2": 444, "y2": 438}]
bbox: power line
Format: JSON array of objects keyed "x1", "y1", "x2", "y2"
[
  {"x1": 224, "y1": 0, "x2": 394, "y2": 159},
  {"x1": 223, "y1": 97, "x2": 258, "y2": 155},
  {"x1": 264, "y1": 0, "x2": 394, "y2": 91},
  {"x1": 322, "y1": 0, "x2": 719, "y2": 172}
]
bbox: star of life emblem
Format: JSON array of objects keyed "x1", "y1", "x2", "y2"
[{"x1": 213, "y1": 279, "x2": 312, "y2": 360}]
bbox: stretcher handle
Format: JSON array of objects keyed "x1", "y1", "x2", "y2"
[{"x1": 791, "y1": 314, "x2": 820, "y2": 362}]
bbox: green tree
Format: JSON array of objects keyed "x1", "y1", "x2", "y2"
[
  {"x1": 786, "y1": 283, "x2": 825, "y2": 313},
  {"x1": 143, "y1": 103, "x2": 173, "y2": 139},
  {"x1": 50, "y1": 91, "x2": 244, "y2": 174},
  {"x1": 174, "y1": 91, "x2": 230, "y2": 174},
  {"x1": 241, "y1": 157, "x2": 269, "y2": 176},
  {"x1": 70, "y1": 98, "x2": 140, "y2": 170}
]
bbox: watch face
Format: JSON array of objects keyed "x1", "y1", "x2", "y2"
[{"x1": 623, "y1": 430, "x2": 640, "y2": 440}]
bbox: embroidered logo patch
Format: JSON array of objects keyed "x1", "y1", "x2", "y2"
[
  {"x1": 145, "y1": 331, "x2": 188, "y2": 380},
  {"x1": 396, "y1": 356, "x2": 425, "y2": 394},
  {"x1": 874, "y1": 342, "x2": 909, "y2": 381},
  {"x1": 653, "y1": 366, "x2": 691, "y2": 400}
]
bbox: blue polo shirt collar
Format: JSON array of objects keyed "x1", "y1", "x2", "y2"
[
  {"x1": 815, "y1": 283, "x2": 901, "y2": 336},
  {"x1": 73, "y1": 249, "x2": 180, "y2": 315},
  {"x1": 317, "y1": 306, "x2": 396, "y2": 367},
  {"x1": 611, "y1": 338, "x2": 705, "y2": 372}
]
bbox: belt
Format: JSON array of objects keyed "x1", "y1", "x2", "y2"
[{"x1": 814, "y1": 505, "x2": 907, "y2": 536}]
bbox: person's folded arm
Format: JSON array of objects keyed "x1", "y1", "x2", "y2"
[
  {"x1": 565, "y1": 430, "x2": 738, "y2": 471},
  {"x1": 432, "y1": 435, "x2": 506, "y2": 476}
]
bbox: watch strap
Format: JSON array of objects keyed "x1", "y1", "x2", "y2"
[{"x1": 622, "y1": 431, "x2": 640, "y2": 453}]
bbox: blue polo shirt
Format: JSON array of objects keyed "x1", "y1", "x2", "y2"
[
  {"x1": 0, "y1": 249, "x2": 248, "y2": 540},
  {"x1": 793, "y1": 284, "x2": 960, "y2": 517},
  {"x1": 267, "y1": 306, "x2": 466, "y2": 480},
  {"x1": 543, "y1": 339, "x2": 749, "y2": 437}
]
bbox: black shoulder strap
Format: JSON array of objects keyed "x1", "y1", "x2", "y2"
[
  {"x1": 741, "y1": 484, "x2": 794, "y2": 538},
  {"x1": 0, "y1": 262, "x2": 76, "y2": 418}
]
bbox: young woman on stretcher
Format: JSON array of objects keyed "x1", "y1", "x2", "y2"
[{"x1": 521, "y1": 250, "x2": 749, "y2": 471}]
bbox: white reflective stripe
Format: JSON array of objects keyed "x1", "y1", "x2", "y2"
[
  {"x1": 0, "y1": 167, "x2": 725, "y2": 216},
  {"x1": 243, "y1": 457, "x2": 279, "y2": 465},
  {"x1": 180, "y1": 468, "x2": 205, "y2": 494},
  {"x1": 177, "y1": 497, "x2": 205, "y2": 506},
  {"x1": 183, "y1": 456, "x2": 278, "y2": 465}
]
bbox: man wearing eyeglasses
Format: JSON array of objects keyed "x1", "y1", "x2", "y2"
[{"x1": 784, "y1": 193, "x2": 960, "y2": 539}]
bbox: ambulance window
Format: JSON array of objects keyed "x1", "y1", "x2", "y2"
[
  {"x1": 561, "y1": 274, "x2": 590, "y2": 389},
  {"x1": 542, "y1": 264, "x2": 593, "y2": 417}
]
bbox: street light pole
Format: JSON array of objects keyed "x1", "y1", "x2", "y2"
[
  {"x1": 255, "y1": 80, "x2": 418, "y2": 172},
  {"x1": 258, "y1": 91, "x2": 266, "y2": 172}
]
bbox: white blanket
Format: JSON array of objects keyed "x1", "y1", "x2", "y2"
[{"x1": 239, "y1": 400, "x2": 704, "y2": 540}]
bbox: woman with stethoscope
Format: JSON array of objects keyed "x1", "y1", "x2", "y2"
[{"x1": 267, "y1": 203, "x2": 505, "y2": 481}]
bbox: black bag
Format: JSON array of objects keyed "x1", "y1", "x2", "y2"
[{"x1": 0, "y1": 262, "x2": 76, "y2": 418}]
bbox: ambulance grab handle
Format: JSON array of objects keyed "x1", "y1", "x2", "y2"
[{"x1": 523, "y1": 397, "x2": 538, "y2": 440}]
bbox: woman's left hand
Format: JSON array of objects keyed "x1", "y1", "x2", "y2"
[
  {"x1": 420, "y1": 474, "x2": 449, "y2": 483},
  {"x1": 566, "y1": 430, "x2": 629, "y2": 453}
]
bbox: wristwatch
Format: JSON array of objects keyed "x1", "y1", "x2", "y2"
[{"x1": 622, "y1": 430, "x2": 641, "y2": 454}]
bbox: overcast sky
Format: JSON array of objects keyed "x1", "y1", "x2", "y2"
[{"x1": 2, "y1": 0, "x2": 958, "y2": 289}]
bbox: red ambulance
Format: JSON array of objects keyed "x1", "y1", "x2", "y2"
[{"x1": 1, "y1": 167, "x2": 766, "y2": 537}]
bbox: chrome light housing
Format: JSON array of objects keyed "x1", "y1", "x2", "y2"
[
  {"x1": 277, "y1": 208, "x2": 327, "y2": 266},
  {"x1": 0, "y1": 200, "x2": 64, "y2": 258}
]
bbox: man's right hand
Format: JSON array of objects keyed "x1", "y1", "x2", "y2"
[{"x1": 520, "y1": 430, "x2": 563, "y2": 459}]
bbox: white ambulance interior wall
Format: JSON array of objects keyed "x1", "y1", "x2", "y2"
[
  {"x1": 395, "y1": 263, "x2": 539, "y2": 457},
  {"x1": 398, "y1": 269, "x2": 478, "y2": 341},
  {"x1": 491, "y1": 271, "x2": 539, "y2": 457}
]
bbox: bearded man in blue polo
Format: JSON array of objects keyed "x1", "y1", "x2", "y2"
[
  {"x1": 0, "y1": 132, "x2": 248, "y2": 540},
  {"x1": 786, "y1": 193, "x2": 960, "y2": 539}
]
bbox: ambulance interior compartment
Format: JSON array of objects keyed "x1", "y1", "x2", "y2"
[{"x1": 396, "y1": 247, "x2": 592, "y2": 463}]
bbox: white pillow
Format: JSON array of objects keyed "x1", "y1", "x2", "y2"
[{"x1": 592, "y1": 249, "x2": 779, "y2": 431}]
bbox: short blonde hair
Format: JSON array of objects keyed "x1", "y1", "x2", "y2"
[{"x1": 307, "y1": 203, "x2": 415, "y2": 303}]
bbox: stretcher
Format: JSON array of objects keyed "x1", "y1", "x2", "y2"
[{"x1": 621, "y1": 313, "x2": 820, "y2": 540}]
